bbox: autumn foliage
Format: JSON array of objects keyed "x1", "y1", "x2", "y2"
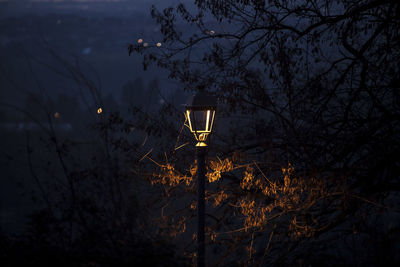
[{"x1": 128, "y1": 0, "x2": 400, "y2": 265}]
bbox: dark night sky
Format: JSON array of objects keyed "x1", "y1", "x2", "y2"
[
  {"x1": 0, "y1": 0, "x2": 186, "y2": 17},
  {"x1": 0, "y1": 0, "x2": 190, "y2": 234}
]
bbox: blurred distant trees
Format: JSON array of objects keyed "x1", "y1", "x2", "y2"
[
  {"x1": 0, "y1": 12, "x2": 193, "y2": 267},
  {"x1": 128, "y1": 0, "x2": 400, "y2": 265},
  {"x1": 121, "y1": 78, "x2": 145, "y2": 109},
  {"x1": 1, "y1": 50, "x2": 184, "y2": 265}
]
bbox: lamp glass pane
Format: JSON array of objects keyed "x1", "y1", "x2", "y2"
[
  {"x1": 208, "y1": 110, "x2": 215, "y2": 132},
  {"x1": 186, "y1": 108, "x2": 215, "y2": 142},
  {"x1": 186, "y1": 110, "x2": 193, "y2": 131},
  {"x1": 193, "y1": 110, "x2": 208, "y2": 132}
]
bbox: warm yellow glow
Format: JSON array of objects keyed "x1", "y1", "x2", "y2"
[
  {"x1": 54, "y1": 112, "x2": 60, "y2": 119},
  {"x1": 210, "y1": 30, "x2": 215, "y2": 35},
  {"x1": 156, "y1": 42, "x2": 162, "y2": 47},
  {"x1": 210, "y1": 110, "x2": 215, "y2": 132},
  {"x1": 196, "y1": 141, "x2": 207, "y2": 147},
  {"x1": 186, "y1": 110, "x2": 193, "y2": 131},
  {"x1": 185, "y1": 109, "x2": 216, "y2": 143},
  {"x1": 205, "y1": 110, "x2": 210, "y2": 131},
  {"x1": 199, "y1": 134, "x2": 206, "y2": 141},
  {"x1": 147, "y1": 145, "x2": 327, "y2": 240},
  {"x1": 185, "y1": 107, "x2": 217, "y2": 145},
  {"x1": 97, "y1": 107, "x2": 103, "y2": 114},
  {"x1": 137, "y1": 38, "x2": 143, "y2": 44}
]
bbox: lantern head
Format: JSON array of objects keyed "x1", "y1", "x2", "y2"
[{"x1": 185, "y1": 93, "x2": 217, "y2": 146}]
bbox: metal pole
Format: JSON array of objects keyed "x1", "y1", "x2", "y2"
[{"x1": 196, "y1": 146, "x2": 206, "y2": 267}]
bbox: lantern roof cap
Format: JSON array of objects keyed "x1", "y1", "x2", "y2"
[{"x1": 185, "y1": 93, "x2": 217, "y2": 110}]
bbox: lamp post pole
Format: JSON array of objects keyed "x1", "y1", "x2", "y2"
[
  {"x1": 185, "y1": 93, "x2": 216, "y2": 267},
  {"x1": 196, "y1": 146, "x2": 206, "y2": 267}
]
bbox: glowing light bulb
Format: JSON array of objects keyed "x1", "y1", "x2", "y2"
[
  {"x1": 156, "y1": 42, "x2": 162, "y2": 47},
  {"x1": 97, "y1": 107, "x2": 103, "y2": 114},
  {"x1": 210, "y1": 30, "x2": 215, "y2": 35},
  {"x1": 137, "y1": 38, "x2": 143, "y2": 44}
]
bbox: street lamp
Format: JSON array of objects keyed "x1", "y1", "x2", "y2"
[
  {"x1": 185, "y1": 93, "x2": 217, "y2": 267},
  {"x1": 185, "y1": 94, "x2": 217, "y2": 147}
]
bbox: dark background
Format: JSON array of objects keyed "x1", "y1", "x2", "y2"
[
  {"x1": 0, "y1": 0, "x2": 177, "y2": 234},
  {"x1": 1, "y1": 1, "x2": 399, "y2": 266}
]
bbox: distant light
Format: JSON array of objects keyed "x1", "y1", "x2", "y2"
[
  {"x1": 54, "y1": 112, "x2": 60, "y2": 119},
  {"x1": 143, "y1": 42, "x2": 149, "y2": 47},
  {"x1": 97, "y1": 108, "x2": 103, "y2": 114},
  {"x1": 82, "y1": 47, "x2": 92, "y2": 55},
  {"x1": 137, "y1": 38, "x2": 143, "y2": 44},
  {"x1": 156, "y1": 42, "x2": 162, "y2": 47},
  {"x1": 210, "y1": 30, "x2": 215, "y2": 35}
]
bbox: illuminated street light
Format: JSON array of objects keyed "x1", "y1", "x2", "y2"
[
  {"x1": 185, "y1": 93, "x2": 217, "y2": 267},
  {"x1": 185, "y1": 93, "x2": 217, "y2": 147}
]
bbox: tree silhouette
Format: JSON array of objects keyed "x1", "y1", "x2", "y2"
[
  {"x1": 120, "y1": 78, "x2": 145, "y2": 110},
  {"x1": 129, "y1": 0, "x2": 400, "y2": 265},
  {"x1": 0, "y1": 48, "x2": 186, "y2": 267}
]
